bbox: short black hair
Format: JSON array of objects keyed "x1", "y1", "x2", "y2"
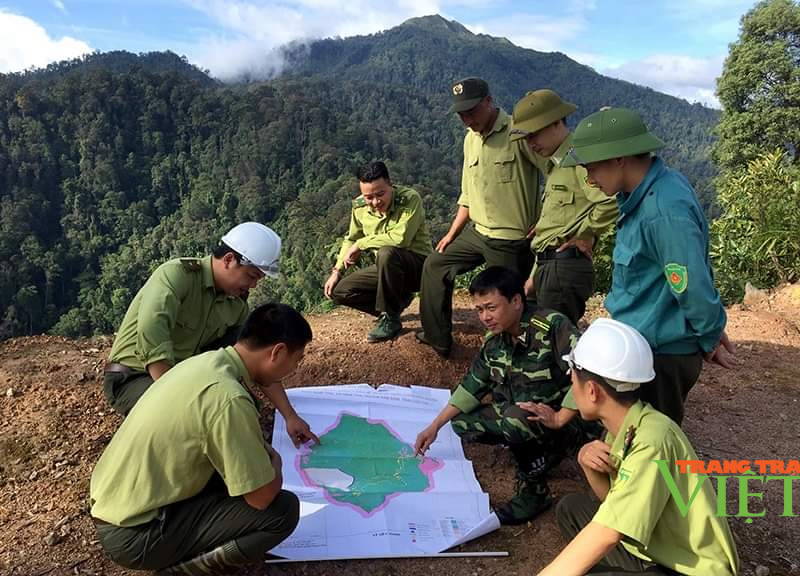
[
  {"x1": 574, "y1": 367, "x2": 641, "y2": 406},
  {"x1": 238, "y1": 303, "x2": 312, "y2": 352},
  {"x1": 212, "y1": 241, "x2": 243, "y2": 262},
  {"x1": 357, "y1": 161, "x2": 391, "y2": 183},
  {"x1": 468, "y1": 266, "x2": 525, "y2": 302}
]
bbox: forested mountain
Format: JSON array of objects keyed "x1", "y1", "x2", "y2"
[{"x1": 0, "y1": 15, "x2": 720, "y2": 339}]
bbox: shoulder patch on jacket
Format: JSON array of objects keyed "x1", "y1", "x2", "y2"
[
  {"x1": 352, "y1": 196, "x2": 367, "y2": 208},
  {"x1": 664, "y1": 263, "x2": 688, "y2": 293},
  {"x1": 180, "y1": 258, "x2": 202, "y2": 272},
  {"x1": 530, "y1": 315, "x2": 551, "y2": 334}
]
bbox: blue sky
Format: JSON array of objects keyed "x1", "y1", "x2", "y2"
[{"x1": 0, "y1": 0, "x2": 758, "y2": 107}]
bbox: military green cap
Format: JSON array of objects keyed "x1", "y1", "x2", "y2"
[
  {"x1": 509, "y1": 89, "x2": 577, "y2": 142},
  {"x1": 561, "y1": 107, "x2": 665, "y2": 167},
  {"x1": 448, "y1": 77, "x2": 489, "y2": 113}
]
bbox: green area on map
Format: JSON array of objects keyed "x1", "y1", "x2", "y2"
[{"x1": 300, "y1": 413, "x2": 433, "y2": 512}]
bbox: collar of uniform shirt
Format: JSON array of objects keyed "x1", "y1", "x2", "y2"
[
  {"x1": 550, "y1": 132, "x2": 574, "y2": 168},
  {"x1": 618, "y1": 156, "x2": 667, "y2": 222},
  {"x1": 500, "y1": 305, "x2": 535, "y2": 347},
  {"x1": 481, "y1": 108, "x2": 510, "y2": 141}
]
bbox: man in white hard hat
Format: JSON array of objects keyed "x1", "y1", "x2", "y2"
[
  {"x1": 103, "y1": 222, "x2": 282, "y2": 415},
  {"x1": 534, "y1": 318, "x2": 739, "y2": 576}
]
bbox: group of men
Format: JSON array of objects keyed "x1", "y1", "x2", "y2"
[{"x1": 88, "y1": 76, "x2": 740, "y2": 575}]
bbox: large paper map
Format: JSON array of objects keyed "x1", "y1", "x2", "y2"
[
  {"x1": 298, "y1": 412, "x2": 444, "y2": 516},
  {"x1": 272, "y1": 384, "x2": 499, "y2": 560}
]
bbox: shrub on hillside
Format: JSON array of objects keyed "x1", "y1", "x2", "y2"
[{"x1": 710, "y1": 150, "x2": 800, "y2": 302}]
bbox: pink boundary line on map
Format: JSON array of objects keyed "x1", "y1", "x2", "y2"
[{"x1": 294, "y1": 410, "x2": 445, "y2": 518}]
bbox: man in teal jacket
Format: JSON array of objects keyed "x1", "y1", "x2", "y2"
[{"x1": 562, "y1": 107, "x2": 735, "y2": 425}]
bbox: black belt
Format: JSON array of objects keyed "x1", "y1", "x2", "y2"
[
  {"x1": 536, "y1": 247, "x2": 582, "y2": 261},
  {"x1": 104, "y1": 362, "x2": 136, "y2": 374}
]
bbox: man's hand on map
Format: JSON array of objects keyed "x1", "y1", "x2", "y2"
[
  {"x1": 285, "y1": 415, "x2": 320, "y2": 448},
  {"x1": 414, "y1": 424, "x2": 439, "y2": 456}
]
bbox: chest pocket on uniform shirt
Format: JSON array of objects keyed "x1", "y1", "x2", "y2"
[
  {"x1": 548, "y1": 183, "x2": 574, "y2": 225},
  {"x1": 173, "y1": 310, "x2": 201, "y2": 349},
  {"x1": 613, "y1": 242, "x2": 641, "y2": 296},
  {"x1": 494, "y1": 152, "x2": 516, "y2": 183}
]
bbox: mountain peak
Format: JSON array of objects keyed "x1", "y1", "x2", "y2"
[{"x1": 398, "y1": 14, "x2": 474, "y2": 36}]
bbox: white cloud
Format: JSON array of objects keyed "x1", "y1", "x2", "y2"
[
  {"x1": 0, "y1": 10, "x2": 91, "y2": 73},
  {"x1": 467, "y1": 12, "x2": 587, "y2": 53},
  {"x1": 603, "y1": 54, "x2": 725, "y2": 108},
  {"x1": 185, "y1": 0, "x2": 449, "y2": 80},
  {"x1": 52, "y1": 0, "x2": 67, "y2": 13}
]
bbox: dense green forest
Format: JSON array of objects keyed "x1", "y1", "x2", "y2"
[{"x1": 0, "y1": 15, "x2": 722, "y2": 339}]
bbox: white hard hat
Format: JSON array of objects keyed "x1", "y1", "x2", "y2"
[
  {"x1": 564, "y1": 318, "x2": 655, "y2": 391},
  {"x1": 221, "y1": 222, "x2": 282, "y2": 278}
]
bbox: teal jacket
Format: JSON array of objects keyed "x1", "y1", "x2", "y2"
[{"x1": 605, "y1": 157, "x2": 726, "y2": 355}]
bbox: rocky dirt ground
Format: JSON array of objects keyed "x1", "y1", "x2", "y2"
[{"x1": 1, "y1": 286, "x2": 799, "y2": 576}]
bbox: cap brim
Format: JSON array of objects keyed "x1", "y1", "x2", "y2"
[
  {"x1": 512, "y1": 102, "x2": 577, "y2": 137},
  {"x1": 449, "y1": 96, "x2": 484, "y2": 114},
  {"x1": 255, "y1": 265, "x2": 279, "y2": 278},
  {"x1": 509, "y1": 130, "x2": 529, "y2": 142},
  {"x1": 561, "y1": 133, "x2": 666, "y2": 167}
]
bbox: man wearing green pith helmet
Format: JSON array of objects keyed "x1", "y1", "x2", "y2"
[
  {"x1": 510, "y1": 90, "x2": 618, "y2": 325},
  {"x1": 561, "y1": 107, "x2": 736, "y2": 425}
]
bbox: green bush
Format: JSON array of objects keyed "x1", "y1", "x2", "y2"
[{"x1": 710, "y1": 150, "x2": 800, "y2": 302}]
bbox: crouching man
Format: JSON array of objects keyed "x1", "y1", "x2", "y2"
[
  {"x1": 90, "y1": 303, "x2": 318, "y2": 574},
  {"x1": 536, "y1": 318, "x2": 739, "y2": 575},
  {"x1": 414, "y1": 266, "x2": 583, "y2": 525}
]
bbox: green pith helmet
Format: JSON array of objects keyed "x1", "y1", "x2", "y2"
[
  {"x1": 560, "y1": 107, "x2": 665, "y2": 167},
  {"x1": 449, "y1": 77, "x2": 490, "y2": 113},
  {"x1": 509, "y1": 89, "x2": 577, "y2": 142}
]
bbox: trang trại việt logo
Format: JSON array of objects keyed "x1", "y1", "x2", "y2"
[{"x1": 654, "y1": 459, "x2": 800, "y2": 522}]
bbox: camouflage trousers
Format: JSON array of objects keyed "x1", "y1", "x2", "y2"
[{"x1": 451, "y1": 401, "x2": 586, "y2": 457}]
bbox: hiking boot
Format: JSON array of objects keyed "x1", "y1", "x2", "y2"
[
  {"x1": 367, "y1": 313, "x2": 402, "y2": 343},
  {"x1": 494, "y1": 473, "x2": 553, "y2": 525},
  {"x1": 155, "y1": 539, "x2": 249, "y2": 575},
  {"x1": 414, "y1": 330, "x2": 451, "y2": 358}
]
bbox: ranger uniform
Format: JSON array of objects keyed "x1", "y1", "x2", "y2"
[
  {"x1": 562, "y1": 108, "x2": 728, "y2": 424},
  {"x1": 104, "y1": 222, "x2": 281, "y2": 416},
  {"x1": 510, "y1": 90, "x2": 618, "y2": 324},
  {"x1": 91, "y1": 345, "x2": 299, "y2": 571},
  {"x1": 542, "y1": 318, "x2": 738, "y2": 575},
  {"x1": 418, "y1": 78, "x2": 541, "y2": 356},
  {"x1": 331, "y1": 184, "x2": 431, "y2": 340},
  {"x1": 104, "y1": 256, "x2": 248, "y2": 415}
]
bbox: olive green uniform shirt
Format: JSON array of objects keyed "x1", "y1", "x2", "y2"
[
  {"x1": 335, "y1": 185, "x2": 432, "y2": 272},
  {"x1": 457, "y1": 109, "x2": 541, "y2": 241},
  {"x1": 108, "y1": 256, "x2": 249, "y2": 371},
  {"x1": 530, "y1": 133, "x2": 618, "y2": 253},
  {"x1": 336, "y1": 186, "x2": 432, "y2": 272},
  {"x1": 593, "y1": 401, "x2": 739, "y2": 575},
  {"x1": 90, "y1": 347, "x2": 275, "y2": 527}
]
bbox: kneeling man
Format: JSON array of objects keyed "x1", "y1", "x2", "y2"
[
  {"x1": 90, "y1": 303, "x2": 318, "y2": 574},
  {"x1": 537, "y1": 318, "x2": 739, "y2": 575},
  {"x1": 414, "y1": 266, "x2": 582, "y2": 525},
  {"x1": 324, "y1": 161, "x2": 432, "y2": 342}
]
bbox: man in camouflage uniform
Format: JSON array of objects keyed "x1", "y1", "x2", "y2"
[
  {"x1": 325, "y1": 161, "x2": 432, "y2": 342},
  {"x1": 414, "y1": 266, "x2": 581, "y2": 524},
  {"x1": 104, "y1": 222, "x2": 281, "y2": 415}
]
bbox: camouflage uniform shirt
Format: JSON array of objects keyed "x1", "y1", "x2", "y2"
[{"x1": 448, "y1": 306, "x2": 579, "y2": 414}]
